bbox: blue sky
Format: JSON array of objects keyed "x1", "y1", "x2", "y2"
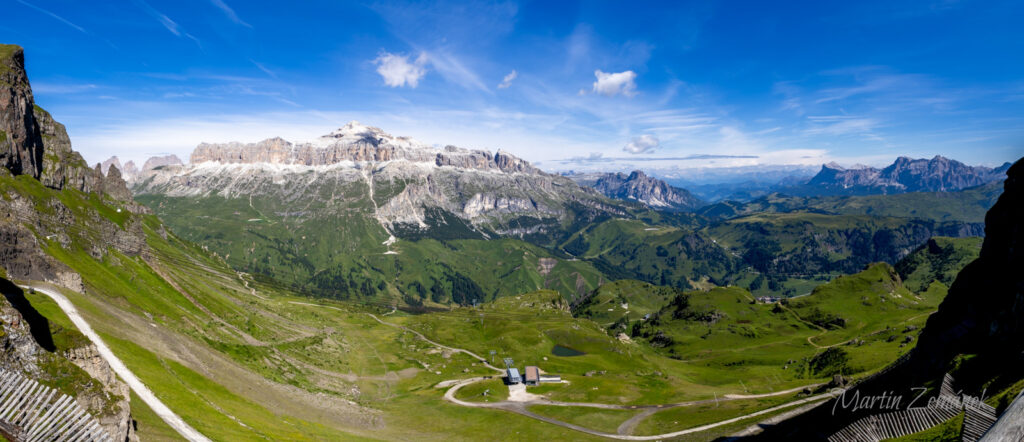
[{"x1": 4, "y1": 0, "x2": 1023, "y2": 177}]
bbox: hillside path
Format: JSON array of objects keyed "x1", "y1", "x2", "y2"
[{"x1": 25, "y1": 284, "x2": 213, "y2": 442}]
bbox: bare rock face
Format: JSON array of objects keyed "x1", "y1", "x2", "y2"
[
  {"x1": 64, "y1": 345, "x2": 138, "y2": 441},
  {"x1": 586, "y1": 170, "x2": 704, "y2": 211},
  {"x1": 0, "y1": 44, "x2": 44, "y2": 178},
  {"x1": 36, "y1": 107, "x2": 101, "y2": 192},
  {"x1": 103, "y1": 164, "x2": 132, "y2": 201},
  {"x1": 141, "y1": 154, "x2": 182, "y2": 172}
]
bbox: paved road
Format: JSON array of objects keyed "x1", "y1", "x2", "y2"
[
  {"x1": 25, "y1": 284, "x2": 212, "y2": 442},
  {"x1": 443, "y1": 376, "x2": 835, "y2": 440}
]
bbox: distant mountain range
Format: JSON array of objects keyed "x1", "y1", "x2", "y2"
[
  {"x1": 566, "y1": 170, "x2": 704, "y2": 211},
  {"x1": 788, "y1": 155, "x2": 1011, "y2": 196},
  {"x1": 566, "y1": 156, "x2": 1011, "y2": 207}
]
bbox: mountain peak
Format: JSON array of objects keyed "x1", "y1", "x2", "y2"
[
  {"x1": 324, "y1": 120, "x2": 386, "y2": 139},
  {"x1": 583, "y1": 169, "x2": 704, "y2": 211}
]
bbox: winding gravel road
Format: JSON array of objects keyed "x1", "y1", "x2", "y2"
[{"x1": 25, "y1": 284, "x2": 212, "y2": 442}]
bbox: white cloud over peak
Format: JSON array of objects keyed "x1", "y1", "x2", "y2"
[
  {"x1": 623, "y1": 134, "x2": 659, "y2": 154},
  {"x1": 498, "y1": 70, "x2": 518, "y2": 89},
  {"x1": 374, "y1": 52, "x2": 428, "y2": 88},
  {"x1": 593, "y1": 70, "x2": 637, "y2": 97}
]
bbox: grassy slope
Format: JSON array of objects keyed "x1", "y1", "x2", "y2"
[
  {"x1": 895, "y1": 236, "x2": 982, "y2": 293},
  {"x1": 136, "y1": 193, "x2": 607, "y2": 305}
]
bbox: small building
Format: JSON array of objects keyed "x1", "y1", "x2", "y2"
[
  {"x1": 539, "y1": 375, "x2": 561, "y2": 383},
  {"x1": 506, "y1": 367, "x2": 522, "y2": 384},
  {"x1": 524, "y1": 366, "x2": 540, "y2": 386}
]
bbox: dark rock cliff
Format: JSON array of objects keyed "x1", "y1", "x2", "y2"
[
  {"x1": 749, "y1": 157, "x2": 1024, "y2": 440},
  {"x1": 1, "y1": 44, "x2": 130, "y2": 200},
  {"x1": 0, "y1": 44, "x2": 44, "y2": 178}
]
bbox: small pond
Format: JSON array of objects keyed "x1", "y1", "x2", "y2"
[{"x1": 551, "y1": 344, "x2": 586, "y2": 357}]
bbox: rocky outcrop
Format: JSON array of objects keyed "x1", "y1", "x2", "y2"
[
  {"x1": 1, "y1": 282, "x2": 137, "y2": 441},
  {"x1": 585, "y1": 170, "x2": 704, "y2": 211},
  {"x1": 0, "y1": 44, "x2": 44, "y2": 178},
  {"x1": 103, "y1": 164, "x2": 132, "y2": 201},
  {"x1": 64, "y1": 345, "x2": 137, "y2": 441},
  {"x1": 36, "y1": 106, "x2": 101, "y2": 192},
  {"x1": 797, "y1": 156, "x2": 1010, "y2": 196}
]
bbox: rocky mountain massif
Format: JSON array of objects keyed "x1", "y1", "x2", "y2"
[
  {"x1": 791, "y1": 155, "x2": 1010, "y2": 196},
  {"x1": 134, "y1": 121, "x2": 624, "y2": 233},
  {"x1": 568, "y1": 170, "x2": 705, "y2": 211},
  {"x1": 1, "y1": 43, "x2": 141, "y2": 441}
]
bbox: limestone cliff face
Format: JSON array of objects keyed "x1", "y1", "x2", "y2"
[
  {"x1": 188, "y1": 121, "x2": 541, "y2": 174},
  {"x1": 0, "y1": 44, "x2": 44, "y2": 178}
]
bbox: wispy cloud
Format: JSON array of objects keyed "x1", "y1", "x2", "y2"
[
  {"x1": 426, "y1": 50, "x2": 489, "y2": 92},
  {"x1": 250, "y1": 59, "x2": 277, "y2": 79},
  {"x1": 32, "y1": 83, "x2": 98, "y2": 94},
  {"x1": 560, "y1": 153, "x2": 759, "y2": 163},
  {"x1": 133, "y1": 0, "x2": 202, "y2": 48},
  {"x1": 498, "y1": 70, "x2": 517, "y2": 89},
  {"x1": 374, "y1": 51, "x2": 429, "y2": 88},
  {"x1": 804, "y1": 115, "x2": 881, "y2": 136},
  {"x1": 209, "y1": 0, "x2": 251, "y2": 28},
  {"x1": 16, "y1": 0, "x2": 86, "y2": 34}
]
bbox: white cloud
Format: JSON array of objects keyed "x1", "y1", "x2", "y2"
[
  {"x1": 623, "y1": 135, "x2": 659, "y2": 154},
  {"x1": 374, "y1": 52, "x2": 428, "y2": 88},
  {"x1": 498, "y1": 70, "x2": 517, "y2": 89},
  {"x1": 593, "y1": 70, "x2": 637, "y2": 97}
]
